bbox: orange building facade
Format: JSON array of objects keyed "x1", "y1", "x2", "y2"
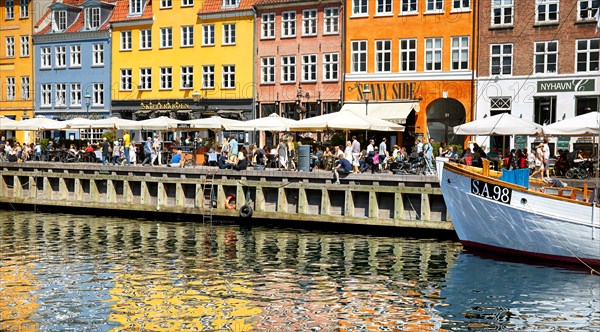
[{"x1": 344, "y1": 0, "x2": 476, "y2": 148}]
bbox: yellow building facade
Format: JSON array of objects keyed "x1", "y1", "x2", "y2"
[
  {"x1": 110, "y1": 0, "x2": 255, "y2": 121},
  {"x1": 0, "y1": 0, "x2": 48, "y2": 143}
]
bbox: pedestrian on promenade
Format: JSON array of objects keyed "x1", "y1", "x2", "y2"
[
  {"x1": 101, "y1": 137, "x2": 110, "y2": 165},
  {"x1": 277, "y1": 136, "x2": 288, "y2": 170},
  {"x1": 141, "y1": 137, "x2": 153, "y2": 166},
  {"x1": 351, "y1": 136, "x2": 361, "y2": 174},
  {"x1": 123, "y1": 130, "x2": 131, "y2": 165}
]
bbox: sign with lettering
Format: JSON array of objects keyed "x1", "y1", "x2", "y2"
[
  {"x1": 471, "y1": 179, "x2": 512, "y2": 204},
  {"x1": 537, "y1": 79, "x2": 595, "y2": 93},
  {"x1": 346, "y1": 82, "x2": 421, "y2": 101},
  {"x1": 140, "y1": 101, "x2": 190, "y2": 110},
  {"x1": 514, "y1": 135, "x2": 527, "y2": 150},
  {"x1": 557, "y1": 136, "x2": 570, "y2": 151},
  {"x1": 177, "y1": 123, "x2": 191, "y2": 128}
]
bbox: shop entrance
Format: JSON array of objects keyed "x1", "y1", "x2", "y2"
[{"x1": 426, "y1": 98, "x2": 466, "y2": 145}]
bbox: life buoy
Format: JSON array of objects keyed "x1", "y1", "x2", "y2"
[
  {"x1": 239, "y1": 204, "x2": 253, "y2": 218},
  {"x1": 225, "y1": 194, "x2": 236, "y2": 210}
]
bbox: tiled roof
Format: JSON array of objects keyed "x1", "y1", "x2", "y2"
[
  {"x1": 110, "y1": 0, "x2": 153, "y2": 23},
  {"x1": 35, "y1": 0, "x2": 116, "y2": 35},
  {"x1": 254, "y1": 0, "x2": 303, "y2": 6},
  {"x1": 198, "y1": 0, "x2": 256, "y2": 15}
]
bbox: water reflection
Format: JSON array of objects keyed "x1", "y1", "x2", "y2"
[
  {"x1": 0, "y1": 211, "x2": 597, "y2": 331},
  {"x1": 438, "y1": 252, "x2": 600, "y2": 330}
]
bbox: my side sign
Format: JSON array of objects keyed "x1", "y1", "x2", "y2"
[{"x1": 471, "y1": 179, "x2": 512, "y2": 204}]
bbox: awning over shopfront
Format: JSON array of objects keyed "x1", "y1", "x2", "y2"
[{"x1": 341, "y1": 101, "x2": 419, "y2": 124}]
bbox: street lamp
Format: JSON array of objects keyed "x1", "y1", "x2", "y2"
[
  {"x1": 192, "y1": 90, "x2": 201, "y2": 104},
  {"x1": 84, "y1": 90, "x2": 91, "y2": 113},
  {"x1": 363, "y1": 83, "x2": 371, "y2": 116}
]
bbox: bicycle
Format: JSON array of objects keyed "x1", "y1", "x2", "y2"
[{"x1": 182, "y1": 152, "x2": 196, "y2": 168}]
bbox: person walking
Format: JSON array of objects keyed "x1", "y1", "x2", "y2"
[
  {"x1": 286, "y1": 136, "x2": 296, "y2": 171},
  {"x1": 229, "y1": 135, "x2": 239, "y2": 162},
  {"x1": 378, "y1": 138, "x2": 388, "y2": 171},
  {"x1": 141, "y1": 137, "x2": 153, "y2": 166},
  {"x1": 112, "y1": 139, "x2": 121, "y2": 165},
  {"x1": 423, "y1": 138, "x2": 435, "y2": 174},
  {"x1": 277, "y1": 136, "x2": 288, "y2": 170},
  {"x1": 351, "y1": 136, "x2": 361, "y2": 174},
  {"x1": 153, "y1": 134, "x2": 162, "y2": 166},
  {"x1": 123, "y1": 130, "x2": 131, "y2": 165},
  {"x1": 101, "y1": 137, "x2": 110, "y2": 165},
  {"x1": 542, "y1": 138, "x2": 551, "y2": 181},
  {"x1": 530, "y1": 143, "x2": 545, "y2": 181}
]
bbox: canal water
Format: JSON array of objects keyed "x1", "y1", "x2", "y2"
[{"x1": 0, "y1": 211, "x2": 598, "y2": 331}]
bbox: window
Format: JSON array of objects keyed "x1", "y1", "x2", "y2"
[
  {"x1": 534, "y1": 96, "x2": 556, "y2": 125},
  {"x1": 400, "y1": 39, "x2": 417, "y2": 72},
  {"x1": 5, "y1": 37, "x2": 14, "y2": 58},
  {"x1": 303, "y1": 10, "x2": 317, "y2": 36},
  {"x1": 490, "y1": 97, "x2": 511, "y2": 116},
  {"x1": 140, "y1": 29, "x2": 152, "y2": 50},
  {"x1": 427, "y1": 0, "x2": 443, "y2": 11},
  {"x1": 20, "y1": 76, "x2": 29, "y2": 100},
  {"x1": 261, "y1": 57, "x2": 275, "y2": 84},
  {"x1": 55, "y1": 45, "x2": 66, "y2": 68},
  {"x1": 160, "y1": 0, "x2": 172, "y2": 8},
  {"x1": 130, "y1": 0, "x2": 143, "y2": 15},
  {"x1": 451, "y1": 36, "x2": 469, "y2": 70},
  {"x1": 120, "y1": 31, "x2": 132, "y2": 50},
  {"x1": 453, "y1": 0, "x2": 470, "y2": 10},
  {"x1": 323, "y1": 53, "x2": 339, "y2": 81},
  {"x1": 302, "y1": 54, "x2": 317, "y2": 82},
  {"x1": 425, "y1": 38, "x2": 442, "y2": 71},
  {"x1": 160, "y1": 67, "x2": 172, "y2": 90},
  {"x1": 202, "y1": 65, "x2": 215, "y2": 89},
  {"x1": 281, "y1": 56, "x2": 296, "y2": 83},
  {"x1": 282, "y1": 11, "x2": 296, "y2": 37},
  {"x1": 534, "y1": 41, "x2": 558, "y2": 74},
  {"x1": 353, "y1": 0, "x2": 368, "y2": 15},
  {"x1": 576, "y1": 39, "x2": 600, "y2": 72},
  {"x1": 181, "y1": 26, "x2": 194, "y2": 47},
  {"x1": 140, "y1": 68, "x2": 152, "y2": 90},
  {"x1": 492, "y1": 0, "x2": 513, "y2": 26},
  {"x1": 70, "y1": 44, "x2": 81, "y2": 67},
  {"x1": 120, "y1": 69, "x2": 132, "y2": 91},
  {"x1": 401, "y1": 0, "x2": 417, "y2": 14},
  {"x1": 262, "y1": 13, "x2": 275, "y2": 39},
  {"x1": 375, "y1": 40, "x2": 392, "y2": 72},
  {"x1": 181, "y1": 66, "x2": 193, "y2": 89},
  {"x1": 536, "y1": 0, "x2": 559, "y2": 23},
  {"x1": 54, "y1": 10, "x2": 66, "y2": 31},
  {"x1": 182, "y1": 0, "x2": 193, "y2": 6},
  {"x1": 203, "y1": 25, "x2": 215, "y2": 46},
  {"x1": 41, "y1": 84, "x2": 52, "y2": 107},
  {"x1": 6, "y1": 77, "x2": 15, "y2": 101},
  {"x1": 6, "y1": 0, "x2": 14, "y2": 19},
  {"x1": 85, "y1": 7, "x2": 101, "y2": 29},
  {"x1": 351, "y1": 40, "x2": 368, "y2": 73},
  {"x1": 223, "y1": 24, "x2": 236, "y2": 45},
  {"x1": 222, "y1": 0, "x2": 239, "y2": 8},
  {"x1": 93, "y1": 83, "x2": 104, "y2": 106},
  {"x1": 20, "y1": 35, "x2": 29, "y2": 57},
  {"x1": 41, "y1": 47, "x2": 51, "y2": 69},
  {"x1": 578, "y1": 0, "x2": 599, "y2": 20},
  {"x1": 160, "y1": 28, "x2": 172, "y2": 48},
  {"x1": 55, "y1": 83, "x2": 66, "y2": 106},
  {"x1": 324, "y1": 8, "x2": 339, "y2": 34},
  {"x1": 70, "y1": 83, "x2": 81, "y2": 106},
  {"x1": 20, "y1": 0, "x2": 29, "y2": 18},
  {"x1": 490, "y1": 44, "x2": 513, "y2": 75},
  {"x1": 222, "y1": 65, "x2": 235, "y2": 89},
  {"x1": 92, "y1": 44, "x2": 104, "y2": 66},
  {"x1": 377, "y1": 0, "x2": 392, "y2": 14},
  {"x1": 576, "y1": 96, "x2": 599, "y2": 116}
]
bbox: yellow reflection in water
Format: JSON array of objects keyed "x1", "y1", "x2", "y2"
[
  {"x1": 0, "y1": 262, "x2": 40, "y2": 332},
  {"x1": 107, "y1": 269, "x2": 261, "y2": 331}
]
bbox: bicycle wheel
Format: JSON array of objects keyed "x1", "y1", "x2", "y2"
[
  {"x1": 565, "y1": 168, "x2": 577, "y2": 179},
  {"x1": 577, "y1": 169, "x2": 589, "y2": 179}
]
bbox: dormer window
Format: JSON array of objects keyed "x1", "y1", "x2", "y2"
[
  {"x1": 129, "y1": 0, "x2": 143, "y2": 15},
  {"x1": 222, "y1": 0, "x2": 239, "y2": 8},
  {"x1": 85, "y1": 7, "x2": 101, "y2": 29},
  {"x1": 53, "y1": 10, "x2": 67, "y2": 32}
]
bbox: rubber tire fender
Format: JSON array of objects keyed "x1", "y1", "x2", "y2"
[{"x1": 239, "y1": 204, "x2": 253, "y2": 218}]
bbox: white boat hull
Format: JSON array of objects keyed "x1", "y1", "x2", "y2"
[{"x1": 440, "y1": 163, "x2": 600, "y2": 266}]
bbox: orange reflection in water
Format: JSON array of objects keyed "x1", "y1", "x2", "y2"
[{"x1": 0, "y1": 262, "x2": 40, "y2": 332}]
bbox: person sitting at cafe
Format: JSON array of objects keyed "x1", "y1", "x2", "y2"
[
  {"x1": 254, "y1": 146, "x2": 266, "y2": 170},
  {"x1": 487, "y1": 146, "x2": 500, "y2": 169},
  {"x1": 333, "y1": 157, "x2": 352, "y2": 184},
  {"x1": 169, "y1": 150, "x2": 183, "y2": 168},
  {"x1": 312, "y1": 146, "x2": 323, "y2": 169},
  {"x1": 233, "y1": 150, "x2": 248, "y2": 171},
  {"x1": 445, "y1": 146, "x2": 460, "y2": 162}
]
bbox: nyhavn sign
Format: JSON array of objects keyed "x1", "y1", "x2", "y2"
[{"x1": 537, "y1": 79, "x2": 595, "y2": 93}]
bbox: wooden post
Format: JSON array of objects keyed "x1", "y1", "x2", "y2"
[
  {"x1": 320, "y1": 188, "x2": 330, "y2": 215},
  {"x1": 75, "y1": 178, "x2": 83, "y2": 202},
  {"x1": 176, "y1": 183, "x2": 185, "y2": 207},
  {"x1": 277, "y1": 187, "x2": 288, "y2": 213},
  {"x1": 344, "y1": 189, "x2": 354, "y2": 217},
  {"x1": 368, "y1": 191, "x2": 378, "y2": 218},
  {"x1": 255, "y1": 186, "x2": 265, "y2": 212},
  {"x1": 394, "y1": 192, "x2": 404, "y2": 220},
  {"x1": 297, "y1": 185, "x2": 308, "y2": 214},
  {"x1": 13, "y1": 176, "x2": 21, "y2": 198}
]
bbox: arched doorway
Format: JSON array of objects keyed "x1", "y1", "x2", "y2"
[
  {"x1": 401, "y1": 109, "x2": 417, "y2": 150},
  {"x1": 426, "y1": 98, "x2": 466, "y2": 145}
]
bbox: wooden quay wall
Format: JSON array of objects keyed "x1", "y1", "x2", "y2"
[{"x1": 0, "y1": 162, "x2": 453, "y2": 232}]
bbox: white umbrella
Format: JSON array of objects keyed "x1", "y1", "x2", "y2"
[
  {"x1": 226, "y1": 113, "x2": 297, "y2": 132},
  {"x1": 453, "y1": 113, "x2": 543, "y2": 135},
  {"x1": 137, "y1": 116, "x2": 183, "y2": 130},
  {"x1": 0, "y1": 117, "x2": 19, "y2": 130},
  {"x1": 289, "y1": 110, "x2": 404, "y2": 132},
  {"x1": 68, "y1": 117, "x2": 141, "y2": 130},
  {"x1": 543, "y1": 112, "x2": 600, "y2": 136},
  {"x1": 181, "y1": 116, "x2": 243, "y2": 130},
  {"x1": 15, "y1": 117, "x2": 67, "y2": 131}
]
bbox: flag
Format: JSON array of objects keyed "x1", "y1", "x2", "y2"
[{"x1": 595, "y1": 8, "x2": 600, "y2": 34}]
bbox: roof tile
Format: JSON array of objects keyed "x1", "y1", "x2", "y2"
[
  {"x1": 198, "y1": 0, "x2": 257, "y2": 15},
  {"x1": 110, "y1": 0, "x2": 153, "y2": 23},
  {"x1": 35, "y1": 0, "x2": 116, "y2": 35}
]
